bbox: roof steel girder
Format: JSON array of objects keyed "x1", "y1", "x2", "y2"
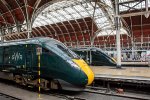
[
  {"x1": 33, "y1": 19, "x2": 54, "y2": 38},
  {"x1": 71, "y1": 6, "x2": 88, "y2": 46},
  {"x1": 1, "y1": 0, "x2": 18, "y2": 40},
  {"x1": 43, "y1": 14, "x2": 66, "y2": 43},
  {"x1": 13, "y1": 0, "x2": 26, "y2": 39},
  {"x1": 31, "y1": 0, "x2": 62, "y2": 25},
  {"x1": 56, "y1": 10, "x2": 79, "y2": 46},
  {"x1": 88, "y1": 1, "x2": 114, "y2": 46},
  {"x1": 120, "y1": 11, "x2": 150, "y2": 17},
  {"x1": 24, "y1": 0, "x2": 31, "y2": 38},
  {"x1": 14, "y1": 0, "x2": 29, "y2": 39},
  {"x1": 63, "y1": 8, "x2": 86, "y2": 46},
  {"x1": 38, "y1": 16, "x2": 60, "y2": 41},
  {"x1": 50, "y1": 11, "x2": 72, "y2": 44},
  {"x1": 74, "y1": 1, "x2": 94, "y2": 46},
  {"x1": 34, "y1": 22, "x2": 47, "y2": 36}
]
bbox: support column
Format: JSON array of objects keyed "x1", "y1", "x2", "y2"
[
  {"x1": 27, "y1": 20, "x2": 32, "y2": 38},
  {"x1": 131, "y1": 38, "x2": 134, "y2": 60},
  {"x1": 24, "y1": 0, "x2": 31, "y2": 39},
  {"x1": 115, "y1": 0, "x2": 121, "y2": 68},
  {"x1": 89, "y1": 50, "x2": 92, "y2": 65},
  {"x1": 0, "y1": 27, "x2": 4, "y2": 42}
]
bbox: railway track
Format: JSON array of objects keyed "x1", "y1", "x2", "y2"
[
  {"x1": 0, "y1": 79, "x2": 150, "y2": 100},
  {"x1": 0, "y1": 79, "x2": 86, "y2": 100},
  {"x1": 84, "y1": 86, "x2": 150, "y2": 100},
  {"x1": 0, "y1": 92, "x2": 21, "y2": 100},
  {"x1": 46, "y1": 92, "x2": 86, "y2": 100},
  {"x1": 43, "y1": 85, "x2": 150, "y2": 100}
]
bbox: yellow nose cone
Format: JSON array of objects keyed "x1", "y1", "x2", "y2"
[
  {"x1": 73, "y1": 59, "x2": 94, "y2": 85},
  {"x1": 112, "y1": 57, "x2": 117, "y2": 63}
]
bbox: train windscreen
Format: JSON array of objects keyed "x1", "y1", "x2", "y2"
[
  {"x1": 95, "y1": 49, "x2": 116, "y2": 63},
  {"x1": 56, "y1": 44, "x2": 79, "y2": 59},
  {"x1": 44, "y1": 40, "x2": 79, "y2": 59}
]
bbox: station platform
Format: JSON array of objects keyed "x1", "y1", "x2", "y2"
[
  {"x1": 91, "y1": 66, "x2": 150, "y2": 84},
  {"x1": 121, "y1": 61, "x2": 148, "y2": 67}
]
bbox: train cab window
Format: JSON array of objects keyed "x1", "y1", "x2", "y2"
[{"x1": 56, "y1": 45, "x2": 79, "y2": 59}]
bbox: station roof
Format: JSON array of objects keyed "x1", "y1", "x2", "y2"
[
  {"x1": 0, "y1": 0, "x2": 51, "y2": 25},
  {"x1": 0, "y1": 0, "x2": 149, "y2": 49}
]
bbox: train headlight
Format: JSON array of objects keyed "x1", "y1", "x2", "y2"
[
  {"x1": 111, "y1": 57, "x2": 117, "y2": 63},
  {"x1": 67, "y1": 60, "x2": 80, "y2": 69}
]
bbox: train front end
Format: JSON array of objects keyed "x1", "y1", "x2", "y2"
[
  {"x1": 72, "y1": 59, "x2": 94, "y2": 85},
  {"x1": 43, "y1": 38, "x2": 94, "y2": 90}
]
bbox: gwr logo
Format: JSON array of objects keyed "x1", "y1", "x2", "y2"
[{"x1": 12, "y1": 52, "x2": 22, "y2": 61}]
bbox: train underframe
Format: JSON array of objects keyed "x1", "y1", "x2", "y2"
[
  {"x1": 0, "y1": 71, "x2": 61, "y2": 90},
  {"x1": 0, "y1": 71, "x2": 85, "y2": 91}
]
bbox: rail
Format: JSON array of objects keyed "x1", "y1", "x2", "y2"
[{"x1": 0, "y1": 92, "x2": 21, "y2": 100}]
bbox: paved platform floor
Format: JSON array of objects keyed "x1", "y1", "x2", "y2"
[
  {"x1": 91, "y1": 66, "x2": 150, "y2": 78},
  {"x1": 122, "y1": 61, "x2": 148, "y2": 66}
]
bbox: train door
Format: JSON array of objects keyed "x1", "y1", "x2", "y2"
[
  {"x1": 25, "y1": 45, "x2": 33, "y2": 72},
  {"x1": 89, "y1": 50, "x2": 92, "y2": 65},
  {"x1": 80, "y1": 50, "x2": 89, "y2": 64},
  {"x1": 80, "y1": 50, "x2": 90, "y2": 64},
  {"x1": 0, "y1": 47, "x2": 3, "y2": 70},
  {"x1": 91, "y1": 50, "x2": 100, "y2": 65},
  {"x1": 87, "y1": 50, "x2": 92, "y2": 65},
  {"x1": 3, "y1": 46, "x2": 11, "y2": 72}
]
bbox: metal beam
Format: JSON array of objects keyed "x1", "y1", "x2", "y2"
[
  {"x1": 119, "y1": 0, "x2": 144, "y2": 5},
  {"x1": 120, "y1": 10, "x2": 150, "y2": 17}
]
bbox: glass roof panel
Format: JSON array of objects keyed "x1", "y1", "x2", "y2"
[
  {"x1": 79, "y1": 11, "x2": 89, "y2": 17},
  {"x1": 57, "y1": 10, "x2": 68, "y2": 15},
  {"x1": 57, "y1": 16, "x2": 65, "y2": 21},
  {"x1": 64, "y1": 15, "x2": 72, "y2": 19},
  {"x1": 74, "y1": 5, "x2": 85, "y2": 11},
  {"x1": 46, "y1": 19, "x2": 53, "y2": 23},
  {"x1": 33, "y1": 0, "x2": 120, "y2": 36},
  {"x1": 65, "y1": 7, "x2": 77, "y2": 14}
]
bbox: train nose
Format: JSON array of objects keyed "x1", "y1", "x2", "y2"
[{"x1": 73, "y1": 59, "x2": 94, "y2": 85}]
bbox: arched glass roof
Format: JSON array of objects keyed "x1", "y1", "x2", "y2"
[{"x1": 33, "y1": 0, "x2": 118, "y2": 36}]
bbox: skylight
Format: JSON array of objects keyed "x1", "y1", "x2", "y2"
[{"x1": 33, "y1": 0, "x2": 115, "y2": 36}]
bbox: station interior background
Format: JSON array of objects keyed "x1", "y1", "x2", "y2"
[{"x1": 0, "y1": 0, "x2": 149, "y2": 62}]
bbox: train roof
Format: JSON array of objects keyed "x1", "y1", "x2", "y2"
[
  {"x1": 0, "y1": 37, "x2": 60, "y2": 47},
  {"x1": 71, "y1": 47, "x2": 103, "y2": 52}
]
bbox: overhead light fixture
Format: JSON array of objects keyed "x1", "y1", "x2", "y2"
[
  {"x1": 83, "y1": 29, "x2": 86, "y2": 33},
  {"x1": 144, "y1": 12, "x2": 149, "y2": 18},
  {"x1": 145, "y1": 0, "x2": 149, "y2": 18}
]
